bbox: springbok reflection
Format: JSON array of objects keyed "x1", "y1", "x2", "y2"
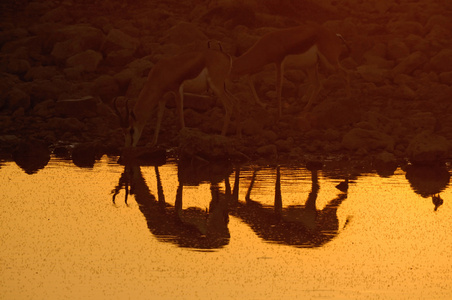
[
  {"x1": 112, "y1": 160, "x2": 231, "y2": 250},
  {"x1": 230, "y1": 165, "x2": 348, "y2": 248}
]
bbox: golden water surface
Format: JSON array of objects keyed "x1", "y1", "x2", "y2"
[{"x1": 1, "y1": 156, "x2": 451, "y2": 299}]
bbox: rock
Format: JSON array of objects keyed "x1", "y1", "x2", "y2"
[
  {"x1": 387, "y1": 20, "x2": 424, "y2": 36},
  {"x1": 46, "y1": 117, "x2": 86, "y2": 132},
  {"x1": 386, "y1": 39, "x2": 410, "y2": 61},
  {"x1": 55, "y1": 96, "x2": 99, "y2": 119},
  {"x1": 310, "y1": 98, "x2": 361, "y2": 128},
  {"x1": 430, "y1": 49, "x2": 452, "y2": 73},
  {"x1": 406, "y1": 131, "x2": 450, "y2": 165},
  {"x1": 342, "y1": 128, "x2": 394, "y2": 151},
  {"x1": 104, "y1": 48, "x2": 135, "y2": 66},
  {"x1": 178, "y1": 128, "x2": 242, "y2": 160},
  {"x1": 5, "y1": 58, "x2": 31, "y2": 75},
  {"x1": 33, "y1": 99, "x2": 55, "y2": 118},
  {"x1": 50, "y1": 24, "x2": 105, "y2": 62},
  {"x1": 407, "y1": 112, "x2": 436, "y2": 132},
  {"x1": 162, "y1": 22, "x2": 207, "y2": 46},
  {"x1": 26, "y1": 79, "x2": 60, "y2": 105},
  {"x1": 66, "y1": 50, "x2": 103, "y2": 72},
  {"x1": 256, "y1": 144, "x2": 277, "y2": 157},
  {"x1": 91, "y1": 75, "x2": 120, "y2": 102},
  {"x1": 24, "y1": 65, "x2": 59, "y2": 81},
  {"x1": 241, "y1": 118, "x2": 264, "y2": 136},
  {"x1": 6, "y1": 87, "x2": 31, "y2": 111},
  {"x1": 72, "y1": 143, "x2": 101, "y2": 168},
  {"x1": 357, "y1": 64, "x2": 388, "y2": 83},
  {"x1": 102, "y1": 28, "x2": 139, "y2": 53},
  {"x1": 40, "y1": 6, "x2": 70, "y2": 23},
  {"x1": 392, "y1": 51, "x2": 428, "y2": 75},
  {"x1": 439, "y1": 72, "x2": 452, "y2": 85},
  {"x1": 374, "y1": 151, "x2": 398, "y2": 177}
]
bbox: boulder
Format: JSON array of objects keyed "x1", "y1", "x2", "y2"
[
  {"x1": 50, "y1": 24, "x2": 105, "y2": 62},
  {"x1": 91, "y1": 75, "x2": 120, "y2": 102},
  {"x1": 6, "y1": 87, "x2": 31, "y2": 111},
  {"x1": 104, "y1": 48, "x2": 135, "y2": 66},
  {"x1": 406, "y1": 131, "x2": 450, "y2": 165},
  {"x1": 24, "y1": 65, "x2": 59, "y2": 81},
  {"x1": 178, "y1": 128, "x2": 242, "y2": 160},
  {"x1": 392, "y1": 51, "x2": 428, "y2": 75},
  {"x1": 342, "y1": 128, "x2": 394, "y2": 151},
  {"x1": 33, "y1": 99, "x2": 55, "y2": 118},
  {"x1": 374, "y1": 151, "x2": 398, "y2": 177},
  {"x1": 356, "y1": 64, "x2": 388, "y2": 83},
  {"x1": 386, "y1": 39, "x2": 410, "y2": 61},
  {"x1": 102, "y1": 28, "x2": 139, "y2": 53},
  {"x1": 256, "y1": 144, "x2": 278, "y2": 157},
  {"x1": 5, "y1": 58, "x2": 31, "y2": 75},
  {"x1": 55, "y1": 96, "x2": 99, "y2": 119},
  {"x1": 66, "y1": 50, "x2": 103, "y2": 72},
  {"x1": 162, "y1": 22, "x2": 207, "y2": 46},
  {"x1": 430, "y1": 49, "x2": 452, "y2": 73}
]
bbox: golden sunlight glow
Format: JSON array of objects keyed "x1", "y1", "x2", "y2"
[{"x1": 1, "y1": 156, "x2": 451, "y2": 299}]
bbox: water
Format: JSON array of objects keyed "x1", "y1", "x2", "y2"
[{"x1": 1, "y1": 155, "x2": 452, "y2": 299}]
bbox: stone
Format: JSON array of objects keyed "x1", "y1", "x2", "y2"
[
  {"x1": 162, "y1": 22, "x2": 207, "y2": 46},
  {"x1": 178, "y1": 128, "x2": 241, "y2": 160},
  {"x1": 430, "y1": 49, "x2": 452, "y2": 73},
  {"x1": 55, "y1": 96, "x2": 99, "y2": 119},
  {"x1": 66, "y1": 50, "x2": 103, "y2": 72},
  {"x1": 102, "y1": 28, "x2": 139, "y2": 53},
  {"x1": 7, "y1": 88, "x2": 31, "y2": 111},
  {"x1": 387, "y1": 20, "x2": 424, "y2": 36},
  {"x1": 357, "y1": 65, "x2": 388, "y2": 83},
  {"x1": 91, "y1": 75, "x2": 120, "y2": 102},
  {"x1": 374, "y1": 151, "x2": 398, "y2": 177},
  {"x1": 104, "y1": 48, "x2": 135, "y2": 66},
  {"x1": 392, "y1": 51, "x2": 428, "y2": 75},
  {"x1": 406, "y1": 131, "x2": 450, "y2": 165},
  {"x1": 50, "y1": 24, "x2": 105, "y2": 62},
  {"x1": 342, "y1": 128, "x2": 394, "y2": 151},
  {"x1": 33, "y1": 99, "x2": 55, "y2": 118},
  {"x1": 24, "y1": 65, "x2": 59, "y2": 81},
  {"x1": 386, "y1": 39, "x2": 410, "y2": 61},
  {"x1": 256, "y1": 144, "x2": 277, "y2": 157},
  {"x1": 5, "y1": 58, "x2": 31, "y2": 75}
]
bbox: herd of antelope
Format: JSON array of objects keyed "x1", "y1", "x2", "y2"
[{"x1": 114, "y1": 23, "x2": 351, "y2": 147}]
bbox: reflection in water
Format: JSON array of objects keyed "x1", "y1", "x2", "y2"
[
  {"x1": 230, "y1": 164, "x2": 348, "y2": 248},
  {"x1": 112, "y1": 159, "x2": 231, "y2": 250},
  {"x1": 405, "y1": 164, "x2": 450, "y2": 211},
  {"x1": 12, "y1": 140, "x2": 50, "y2": 174}
]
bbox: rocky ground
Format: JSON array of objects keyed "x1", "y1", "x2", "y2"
[{"x1": 1, "y1": 0, "x2": 452, "y2": 168}]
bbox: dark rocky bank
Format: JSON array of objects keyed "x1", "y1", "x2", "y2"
[{"x1": 1, "y1": 0, "x2": 452, "y2": 169}]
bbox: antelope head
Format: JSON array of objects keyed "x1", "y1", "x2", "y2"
[{"x1": 113, "y1": 97, "x2": 139, "y2": 147}]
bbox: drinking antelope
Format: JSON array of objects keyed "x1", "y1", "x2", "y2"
[
  {"x1": 115, "y1": 48, "x2": 239, "y2": 147},
  {"x1": 231, "y1": 23, "x2": 350, "y2": 117}
]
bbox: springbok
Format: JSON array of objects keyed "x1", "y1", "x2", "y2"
[
  {"x1": 231, "y1": 23, "x2": 350, "y2": 117},
  {"x1": 115, "y1": 48, "x2": 239, "y2": 147}
]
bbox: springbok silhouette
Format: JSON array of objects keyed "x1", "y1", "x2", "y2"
[
  {"x1": 229, "y1": 165, "x2": 349, "y2": 248},
  {"x1": 112, "y1": 160, "x2": 232, "y2": 250}
]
